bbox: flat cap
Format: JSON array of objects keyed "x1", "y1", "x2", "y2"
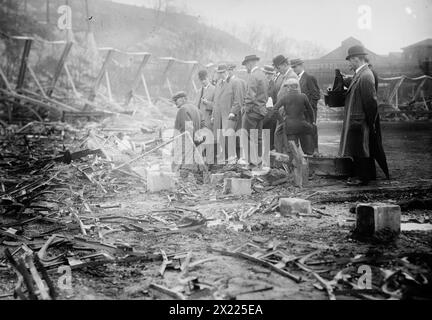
[
  {"x1": 172, "y1": 91, "x2": 187, "y2": 102},
  {"x1": 216, "y1": 64, "x2": 228, "y2": 73}
]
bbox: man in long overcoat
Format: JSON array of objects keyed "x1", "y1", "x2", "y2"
[
  {"x1": 239, "y1": 55, "x2": 268, "y2": 168},
  {"x1": 211, "y1": 64, "x2": 245, "y2": 163},
  {"x1": 341, "y1": 45, "x2": 389, "y2": 186}
]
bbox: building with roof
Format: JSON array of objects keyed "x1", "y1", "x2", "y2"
[{"x1": 304, "y1": 37, "x2": 428, "y2": 89}]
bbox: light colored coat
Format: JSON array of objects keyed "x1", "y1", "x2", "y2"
[
  {"x1": 195, "y1": 83, "x2": 215, "y2": 129},
  {"x1": 212, "y1": 75, "x2": 245, "y2": 136},
  {"x1": 244, "y1": 68, "x2": 269, "y2": 120}
]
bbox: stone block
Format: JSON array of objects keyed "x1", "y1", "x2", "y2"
[
  {"x1": 223, "y1": 178, "x2": 252, "y2": 195},
  {"x1": 210, "y1": 173, "x2": 225, "y2": 185},
  {"x1": 355, "y1": 203, "x2": 401, "y2": 236},
  {"x1": 147, "y1": 171, "x2": 176, "y2": 193},
  {"x1": 279, "y1": 198, "x2": 312, "y2": 216}
]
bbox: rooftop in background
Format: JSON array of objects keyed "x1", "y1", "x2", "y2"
[
  {"x1": 319, "y1": 37, "x2": 386, "y2": 63},
  {"x1": 401, "y1": 38, "x2": 432, "y2": 50}
]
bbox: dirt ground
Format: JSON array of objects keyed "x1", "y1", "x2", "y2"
[{"x1": 1, "y1": 119, "x2": 431, "y2": 300}]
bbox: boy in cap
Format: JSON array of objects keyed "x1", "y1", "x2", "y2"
[{"x1": 172, "y1": 91, "x2": 204, "y2": 171}]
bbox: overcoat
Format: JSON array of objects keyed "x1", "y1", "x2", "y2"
[
  {"x1": 195, "y1": 83, "x2": 215, "y2": 129},
  {"x1": 212, "y1": 75, "x2": 245, "y2": 137},
  {"x1": 340, "y1": 65, "x2": 389, "y2": 178}
]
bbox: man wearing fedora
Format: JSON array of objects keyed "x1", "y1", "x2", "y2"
[
  {"x1": 196, "y1": 69, "x2": 215, "y2": 130},
  {"x1": 271, "y1": 54, "x2": 299, "y2": 154},
  {"x1": 211, "y1": 63, "x2": 245, "y2": 164},
  {"x1": 239, "y1": 54, "x2": 268, "y2": 168},
  {"x1": 341, "y1": 45, "x2": 389, "y2": 186},
  {"x1": 291, "y1": 58, "x2": 321, "y2": 155}
]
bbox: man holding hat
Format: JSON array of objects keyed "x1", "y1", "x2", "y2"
[
  {"x1": 239, "y1": 54, "x2": 268, "y2": 167},
  {"x1": 341, "y1": 45, "x2": 389, "y2": 186},
  {"x1": 291, "y1": 58, "x2": 321, "y2": 155},
  {"x1": 211, "y1": 64, "x2": 245, "y2": 163},
  {"x1": 272, "y1": 54, "x2": 299, "y2": 154},
  {"x1": 196, "y1": 69, "x2": 215, "y2": 130}
]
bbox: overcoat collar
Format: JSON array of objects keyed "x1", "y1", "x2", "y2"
[{"x1": 347, "y1": 65, "x2": 369, "y2": 93}]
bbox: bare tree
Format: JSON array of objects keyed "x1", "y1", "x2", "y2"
[{"x1": 246, "y1": 23, "x2": 264, "y2": 51}]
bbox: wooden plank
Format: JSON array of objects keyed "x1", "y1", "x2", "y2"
[
  {"x1": 88, "y1": 49, "x2": 114, "y2": 102},
  {"x1": 46, "y1": 42, "x2": 73, "y2": 97},
  {"x1": 124, "y1": 53, "x2": 151, "y2": 106},
  {"x1": 16, "y1": 39, "x2": 33, "y2": 89}
]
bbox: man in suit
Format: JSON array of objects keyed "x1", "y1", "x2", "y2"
[
  {"x1": 196, "y1": 70, "x2": 215, "y2": 130},
  {"x1": 341, "y1": 45, "x2": 389, "y2": 186},
  {"x1": 291, "y1": 58, "x2": 321, "y2": 155},
  {"x1": 238, "y1": 55, "x2": 268, "y2": 168},
  {"x1": 227, "y1": 63, "x2": 247, "y2": 159},
  {"x1": 211, "y1": 64, "x2": 245, "y2": 164},
  {"x1": 271, "y1": 54, "x2": 299, "y2": 154},
  {"x1": 262, "y1": 65, "x2": 277, "y2": 151}
]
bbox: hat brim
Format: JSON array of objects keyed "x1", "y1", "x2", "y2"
[
  {"x1": 172, "y1": 95, "x2": 186, "y2": 102},
  {"x1": 291, "y1": 62, "x2": 304, "y2": 67},
  {"x1": 242, "y1": 57, "x2": 260, "y2": 66},
  {"x1": 346, "y1": 53, "x2": 367, "y2": 61}
]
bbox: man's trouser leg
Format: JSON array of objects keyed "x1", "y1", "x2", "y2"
[
  {"x1": 275, "y1": 121, "x2": 290, "y2": 155},
  {"x1": 312, "y1": 105, "x2": 319, "y2": 152},
  {"x1": 241, "y1": 113, "x2": 262, "y2": 166},
  {"x1": 354, "y1": 157, "x2": 376, "y2": 183},
  {"x1": 263, "y1": 118, "x2": 276, "y2": 151}
]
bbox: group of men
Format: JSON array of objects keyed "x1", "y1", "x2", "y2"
[
  {"x1": 172, "y1": 45, "x2": 389, "y2": 186},
  {"x1": 172, "y1": 53, "x2": 321, "y2": 169}
]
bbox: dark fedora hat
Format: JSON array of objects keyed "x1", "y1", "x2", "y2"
[
  {"x1": 272, "y1": 54, "x2": 288, "y2": 67},
  {"x1": 172, "y1": 91, "x2": 187, "y2": 102},
  {"x1": 261, "y1": 65, "x2": 276, "y2": 74},
  {"x1": 346, "y1": 45, "x2": 368, "y2": 60},
  {"x1": 290, "y1": 58, "x2": 304, "y2": 67},
  {"x1": 242, "y1": 54, "x2": 260, "y2": 66},
  {"x1": 215, "y1": 64, "x2": 228, "y2": 73}
]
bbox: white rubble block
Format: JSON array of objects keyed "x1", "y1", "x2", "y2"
[
  {"x1": 210, "y1": 173, "x2": 225, "y2": 185},
  {"x1": 279, "y1": 198, "x2": 312, "y2": 216},
  {"x1": 223, "y1": 178, "x2": 252, "y2": 196},
  {"x1": 355, "y1": 203, "x2": 401, "y2": 236},
  {"x1": 146, "y1": 171, "x2": 176, "y2": 193}
]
